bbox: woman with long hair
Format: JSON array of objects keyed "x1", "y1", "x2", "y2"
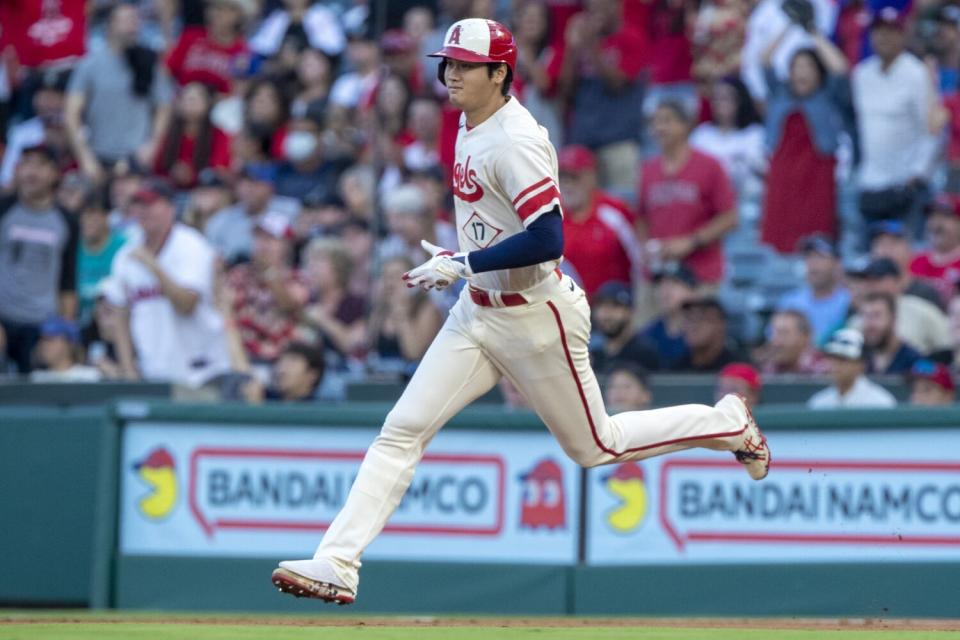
[
  {"x1": 155, "y1": 82, "x2": 231, "y2": 189},
  {"x1": 690, "y1": 76, "x2": 766, "y2": 197},
  {"x1": 761, "y1": 26, "x2": 851, "y2": 253}
]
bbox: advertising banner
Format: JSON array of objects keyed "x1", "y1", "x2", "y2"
[
  {"x1": 120, "y1": 423, "x2": 579, "y2": 563},
  {"x1": 587, "y1": 430, "x2": 960, "y2": 564}
]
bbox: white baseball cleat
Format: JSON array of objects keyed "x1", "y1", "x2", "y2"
[
  {"x1": 272, "y1": 559, "x2": 356, "y2": 605},
  {"x1": 717, "y1": 393, "x2": 771, "y2": 481}
]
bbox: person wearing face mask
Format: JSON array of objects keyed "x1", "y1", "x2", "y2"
[
  {"x1": 760, "y1": 22, "x2": 851, "y2": 254},
  {"x1": 275, "y1": 114, "x2": 348, "y2": 201}
]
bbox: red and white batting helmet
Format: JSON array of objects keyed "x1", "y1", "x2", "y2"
[{"x1": 428, "y1": 18, "x2": 518, "y2": 77}]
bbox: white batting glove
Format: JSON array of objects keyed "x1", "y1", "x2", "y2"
[{"x1": 402, "y1": 240, "x2": 473, "y2": 291}]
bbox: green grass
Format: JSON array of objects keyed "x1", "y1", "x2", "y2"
[{"x1": 2, "y1": 625, "x2": 959, "y2": 640}]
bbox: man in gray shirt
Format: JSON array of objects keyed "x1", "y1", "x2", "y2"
[
  {"x1": 0, "y1": 145, "x2": 78, "y2": 373},
  {"x1": 65, "y1": 3, "x2": 173, "y2": 182}
]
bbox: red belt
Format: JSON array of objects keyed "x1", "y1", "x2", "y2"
[{"x1": 469, "y1": 286, "x2": 528, "y2": 307}]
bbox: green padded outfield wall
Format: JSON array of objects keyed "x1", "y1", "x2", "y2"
[{"x1": 0, "y1": 407, "x2": 116, "y2": 606}]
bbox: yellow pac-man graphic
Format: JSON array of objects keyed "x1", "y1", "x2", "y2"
[
  {"x1": 603, "y1": 462, "x2": 648, "y2": 533},
  {"x1": 135, "y1": 447, "x2": 177, "y2": 520}
]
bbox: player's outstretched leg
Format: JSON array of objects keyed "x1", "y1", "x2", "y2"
[
  {"x1": 485, "y1": 275, "x2": 771, "y2": 477},
  {"x1": 272, "y1": 307, "x2": 501, "y2": 604}
]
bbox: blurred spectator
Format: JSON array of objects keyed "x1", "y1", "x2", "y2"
[
  {"x1": 692, "y1": 0, "x2": 750, "y2": 83},
  {"x1": 852, "y1": 257, "x2": 952, "y2": 355},
  {"x1": 57, "y1": 171, "x2": 97, "y2": 215},
  {"x1": 339, "y1": 164, "x2": 377, "y2": 222},
  {"x1": 808, "y1": 328, "x2": 897, "y2": 408},
  {"x1": 949, "y1": 294, "x2": 960, "y2": 366},
  {"x1": 559, "y1": 0, "x2": 647, "y2": 193},
  {"x1": 589, "y1": 282, "x2": 660, "y2": 373},
  {"x1": 107, "y1": 179, "x2": 230, "y2": 387},
  {"x1": 339, "y1": 218, "x2": 375, "y2": 299},
  {"x1": 909, "y1": 359, "x2": 956, "y2": 405},
  {"x1": 29, "y1": 316, "x2": 101, "y2": 383},
  {"x1": 853, "y1": 8, "x2": 938, "y2": 234},
  {"x1": 909, "y1": 195, "x2": 960, "y2": 307},
  {"x1": 300, "y1": 237, "x2": 367, "y2": 361},
  {"x1": 243, "y1": 79, "x2": 290, "y2": 159},
  {"x1": 604, "y1": 362, "x2": 653, "y2": 411},
  {"x1": 409, "y1": 165, "x2": 452, "y2": 224},
  {"x1": 0, "y1": 145, "x2": 78, "y2": 373},
  {"x1": 644, "y1": 0, "x2": 695, "y2": 109},
  {"x1": 869, "y1": 220, "x2": 943, "y2": 309},
  {"x1": 250, "y1": 0, "x2": 346, "y2": 61},
  {"x1": 275, "y1": 114, "x2": 347, "y2": 201},
  {"x1": 715, "y1": 362, "x2": 762, "y2": 408},
  {"x1": 205, "y1": 162, "x2": 283, "y2": 264},
  {"x1": 778, "y1": 234, "x2": 850, "y2": 346},
  {"x1": 640, "y1": 263, "x2": 697, "y2": 365},
  {"x1": 689, "y1": 77, "x2": 766, "y2": 197},
  {"x1": 513, "y1": 0, "x2": 565, "y2": 146},
  {"x1": 742, "y1": 0, "x2": 838, "y2": 101},
  {"x1": 380, "y1": 29, "x2": 427, "y2": 97},
  {"x1": 756, "y1": 309, "x2": 829, "y2": 374},
  {"x1": 225, "y1": 211, "x2": 309, "y2": 366},
  {"x1": 77, "y1": 189, "x2": 126, "y2": 329},
  {"x1": 183, "y1": 169, "x2": 234, "y2": 233},
  {"x1": 154, "y1": 82, "x2": 232, "y2": 189},
  {"x1": 294, "y1": 190, "x2": 349, "y2": 241},
  {"x1": 84, "y1": 278, "x2": 125, "y2": 379},
  {"x1": 165, "y1": 0, "x2": 252, "y2": 95},
  {"x1": 65, "y1": 4, "x2": 174, "y2": 182},
  {"x1": 861, "y1": 292, "x2": 921, "y2": 374},
  {"x1": 106, "y1": 168, "x2": 147, "y2": 237},
  {"x1": 638, "y1": 100, "x2": 737, "y2": 286},
  {"x1": 761, "y1": 27, "x2": 850, "y2": 253},
  {"x1": 291, "y1": 48, "x2": 335, "y2": 124},
  {"x1": 247, "y1": 341, "x2": 326, "y2": 403},
  {"x1": 559, "y1": 145, "x2": 640, "y2": 297},
  {"x1": 1, "y1": 69, "x2": 71, "y2": 190},
  {"x1": 0, "y1": 0, "x2": 86, "y2": 71},
  {"x1": 669, "y1": 296, "x2": 745, "y2": 371},
  {"x1": 366, "y1": 255, "x2": 444, "y2": 374},
  {"x1": 402, "y1": 98, "x2": 442, "y2": 172},
  {"x1": 378, "y1": 183, "x2": 457, "y2": 266},
  {"x1": 934, "y1": 6, "x2": 960, "y2": 95},
  {"x1": 330, "y1": 33, "x2": 381, "y2": 110}
]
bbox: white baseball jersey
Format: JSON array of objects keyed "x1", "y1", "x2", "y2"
[
  {"x1": 108, "y1": 223, "x2": 230, "y2": 387},
  {"x1": 452, "y1": 96, "x2": 562, "y2": 292}
]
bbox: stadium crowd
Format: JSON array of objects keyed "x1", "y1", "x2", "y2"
[{"x1": 2, "y1": 0, "x2": 960, "y2": 409}]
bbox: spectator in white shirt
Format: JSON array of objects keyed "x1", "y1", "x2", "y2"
[
  {"x1": 741, "y1": 0, "x2": 838, "y2": 101},
  {"x1": 108, "y1": 178, "x2": 231, "y2": 388},
  {"x1": 852, "y1": 8, "x2": 939, "y2": 236},
  {"x1": 808, "y1": 328, "x2": 897, "y2": 409},
  {"x1": 690, "y1": 77, "x2": 766, "y2": 198}
]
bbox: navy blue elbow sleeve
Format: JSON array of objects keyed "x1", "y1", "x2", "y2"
[{"x1": 467, "y1": 210, "x2": 564, "y2": 274}]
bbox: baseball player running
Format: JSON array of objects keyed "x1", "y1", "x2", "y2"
[{"x1": 272, "y1": 18, "x2": 770, "y2": 605}]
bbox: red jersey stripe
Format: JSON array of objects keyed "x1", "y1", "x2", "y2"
[
  {"x1": 512, "y1": 177, "x2": 553, "y2": 205},
  {"x1": 517, "y1": 185, "x2": 561, "y2": 221}
]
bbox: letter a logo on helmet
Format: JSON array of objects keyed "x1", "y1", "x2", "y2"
[
  {"x1": 428, "y1": 18, "x2": 518, "y2": 83},
  {"x1": 448, "y1": 25, "x2": 463, "y2": 45}
]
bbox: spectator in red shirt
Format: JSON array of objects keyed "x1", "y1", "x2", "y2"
[
  {"x1": 166, "y1": 0, "x2": 252, "y2": 95},
  {"x1": 559, "y1": 144, "x2": 641, "y2": 296},
  {"x1": 2, "y1": 0, "x2": 86, "y2": 70},
  {"x1": 637, "y1": 100, "x2": 737, "y2": 285},
  {"x1": 559, "y1": 0, "x2": 649, "y2": 195},
  {"x1": 910, "y1": 195, "x2": 960, "y2": 306},
  {"x1": 154, "y1": 82, "x2": 232, "y2": 189},
  {"x1": 244, "y1": 79, "x2": 290, "y2": 160},
  {"x1": 225, "y1": 211, "x2": 309, "y2": 366}
]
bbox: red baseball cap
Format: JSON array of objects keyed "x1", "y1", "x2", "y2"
[
  {"x1": 428, "y1": 19, "x2": 518, "y2": 74},
  {"x1": 558, "y1": 145, "x2": 597, "y2": 174},
  {"x1": 718, "y1": 363, "x2": 762, "y2": 392}
]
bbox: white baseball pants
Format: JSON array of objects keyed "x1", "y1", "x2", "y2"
[{"x1": 314, "y1": 273, "x2": 747, "y2": 590}]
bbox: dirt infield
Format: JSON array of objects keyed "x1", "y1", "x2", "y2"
[{"x1": 3, "y1": 615, "x2": 960, "y2": 631}]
